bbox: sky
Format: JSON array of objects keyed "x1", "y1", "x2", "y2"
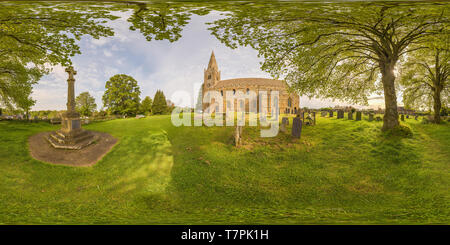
[{"x1": 32, "y1": 10, "x2": 388, "y2": 111}]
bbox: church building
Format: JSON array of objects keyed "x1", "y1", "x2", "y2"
[{"x1": 201, "y1": 51, "x2": 300, "y2": 114}]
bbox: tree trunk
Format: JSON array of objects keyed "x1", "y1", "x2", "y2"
[
  {"x1": 433, "y1": 88, "x2": 441, "y2": 124},
  {"x1": 380, "y1": 61, "x2": 400, "y2": 131}
]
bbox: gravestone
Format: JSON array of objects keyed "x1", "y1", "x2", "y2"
[
  {"x1": 234, "y1": 125, "x2": 243, "y2": 146},
  {"x1": 368, "y1": 113, "x2": 374, "y2": 122},
  {"x1": 329, "y1": 111, "x2": 334, "y2": 117},
  {"x1": 337, "y1": 110, "x2": 344, "y2": 119},
  {"x1": 280, "y1": 117, "x2": 289, "y2": 133},
  {"x1": 312, "y1": 111, "x2": 316, "y2": 125},
  {"x1": 301, "y1": 111, "x2": 305, "y2": 122},
  {"x1": 46, "y1": 67, "x2": 95, "y2": 150},
  {"x1": 348, "y1": 111, "x2": 353, "y2": 120},
  {"x1": 401, "y1": 114, "x2": 404, "y2": 121},
  {"x1": 321, "y1": 111, "x2": 327, "y2": 117},
  {"x1": 376, "y1": 116, "x2": 381, "y2": 121},
  {"x1": 291, "y1": 115, "x2": 302, "y2": 139},
  {"x1": 356, "y1": 111, "x2": 362, "y2": 121}
]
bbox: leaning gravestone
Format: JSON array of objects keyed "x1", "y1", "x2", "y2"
[
  {"x1": 348, "y1": 111, "x2": 353, "y2": 120},
  {"x1": 321, "y1": 111, "x2": 327, "y2": 117},
  {"x1": 292, "y1": 115, "x2": 302, "y2": 139},
  {"x1": 356, "y1": 111, "x2": 362, "y2": 121},
  {"x1": 337, "y1": 110, "x2": 344, "y2": 119},
  {"x1": 368, "y1": 113, "x2": 374, "y2": 122},
  {"x1": 329, "y1": 111, "x2": 334, "y2": 117},
  {"x1": 282, "y1": 117, "x2": 289, "y2": 126},
  {"x1": 401, "y1": 114, "x2": 404, "y2": 121},
  {"x1": 234, "y1": 125, "x2": 243, "y2": 146}
]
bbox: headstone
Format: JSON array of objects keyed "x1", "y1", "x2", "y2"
[
  {"x1": 401, "y1": 114, "x2": 404, "y2": 121},
  {"x1": 376, "y1": 116, "x2": 381, "y2": 121},
  {"x1": 329, "y1": 111, "x2": 334, "y2": 117},
  {"x1": 337, "y1": 110, "x2": 344, "y2": 119},
  {"x1": 280, "y1": 117, "x2": 289, "y2": 133},
  {"x1": 312, "y1": 111, "x2": 316, "y2": 125},
  {"x1": 369, "y1": 113, "x2": 374, "y2": 121},
  {"x1": 356, "y1": 111, "x2": 362, "y2": 121},
  {"x1": 301, "y1": 111, "x2": 305, "y2": 122},
  {"x1": 46, "y1": 66, "x2": 95, "y2": 150},
  {"x1": 348, "y1": 111, "x2": 353, "y2": 120},
  {"x1": 321, "y1": 111, "x2": 327, "y2": 117},
  {"x1": 234, "y1": 125, "x2": 242, "y2": 146},
  {"x1": 291, "y1": 115, "x2": 302, "y2": 139}
]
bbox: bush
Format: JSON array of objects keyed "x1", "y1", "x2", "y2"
[{"x1": 384, "y1": 124, "x2": 413, "y2": 138}]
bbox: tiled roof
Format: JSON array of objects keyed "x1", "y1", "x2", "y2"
[{"x1": 213, "y1": 78, "x2": 286, "y2": 89}]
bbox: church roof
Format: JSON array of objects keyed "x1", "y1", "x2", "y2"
[
  {"x1": 214, "y1": 78, "x2": 287, "y2": 89},
  {"x1": 207, "y1": 51, "x2": 218, "y2": 70}
]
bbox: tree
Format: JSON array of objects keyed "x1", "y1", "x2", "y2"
[
  {"x1": 209, "y1": 2, "x2": 448, "y2": 131},
  {"x1": 400, "y1": 32, "x2": 449, "y2": 123},
  {"x1": 126, "y1": 2, "x2": 210, "y2": 42},
  {"x1": 0, "y1": 3, "x2": 117, "y2": 109},
  {"x1": 102, "y1": 74, "x2": 141, "y2": 117},
  {"x1": 139, "y1": 96, "x2": 153, "y2": 115},
  {"x1": 76, "y1": 92, "x2": 97, "y2": 117},
  {"x1": 151, "y1": 90, "x2": 168, "y2": 115}
]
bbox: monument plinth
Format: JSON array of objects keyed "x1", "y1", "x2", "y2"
[{"x1": 47, "y1": 66, "x2": 96, "y2": 150}]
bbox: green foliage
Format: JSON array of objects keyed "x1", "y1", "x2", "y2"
[
  {"x1": 76, "y1": 92, "x2": 97, "y2": 117},
  {"x1": 400, "y1": 46, "x2": 449, "y2": 111},
  {"x1": 0, "y1": 2, "x2": 117, "y2": 108},
  {"x1": 102, "y1": 74, "x2": 141, "y2": 117},
  {"x1": 151, "y1": 90, "x2": 168, "y2": 115},
  {"x1": 139, "y1": 96, "x2": 153, "y2": 115}
]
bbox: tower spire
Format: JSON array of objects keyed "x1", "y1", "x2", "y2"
[{"x1": 208, "y1": 50, "x2": 218, "y2": 70}]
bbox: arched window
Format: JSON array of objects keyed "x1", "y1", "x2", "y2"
[
  {"x1": 233, "y1": 89, "x2": 236, "y2": 95},
  {"x1": 246, "y1": 88, "x2": 250, "y2": 94},
  {"x1": 220, "y1": 90, "x2": 223, "y2": 96},
  {"x1": 208, "y1": 74, "x2": 211, "y2": 79},
  {"x1": 288, "y1": 98, "x2": 292, "y2": 107}
]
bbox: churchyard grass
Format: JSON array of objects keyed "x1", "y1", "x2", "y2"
[{"x1": 0, "y1": 114, "x2": 448, "y2": 224}]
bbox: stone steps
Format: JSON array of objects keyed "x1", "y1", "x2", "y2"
[{"x1": 47, "y1": 130, "x2": 96, "y2": 150}]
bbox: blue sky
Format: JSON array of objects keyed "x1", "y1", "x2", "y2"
[{"x1": 32, "y1": 10, "x2": 386, "y2": 111}]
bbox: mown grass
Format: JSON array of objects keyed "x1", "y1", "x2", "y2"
[{"x1": 0, "y1": 113, "x2": 448, "y2": 224}]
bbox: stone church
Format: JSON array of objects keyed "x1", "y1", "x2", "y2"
[{"x1": 202, "y1": 51, "x2": 300, "y2": 114}]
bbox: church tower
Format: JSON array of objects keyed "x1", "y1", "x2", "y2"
[{"x1": 203, "y1": 51, "x2": 221, "y2": 91}]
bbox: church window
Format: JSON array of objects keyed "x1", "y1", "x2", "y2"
[
  {"x1": 221, "y1": 90, "x2": 223, "y2": 96},
  {"x1": 233, "y1": 89, "x2": 236, "y2": 95},
  {"x1": 246, "y1": 88, "x2": 249, "y2": 94},
  {"x1": 288, "y1": 98, "x2": 292, "y2": 107},
  {"x1": 208, "y1": 74, "x2": 211, "y2": 79}
]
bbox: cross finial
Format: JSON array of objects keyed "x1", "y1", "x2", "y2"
[{"x1": 65, "y1": 66, "x2": 77, "y2": 80}]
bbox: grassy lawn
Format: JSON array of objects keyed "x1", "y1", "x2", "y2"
[{"x1": 0, "y1": 114, "x2": 449, "y2": 224}]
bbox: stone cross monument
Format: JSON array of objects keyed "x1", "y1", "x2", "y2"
[{"x1": 47, "y1": 66, "x2": 95, "y2": 150}]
